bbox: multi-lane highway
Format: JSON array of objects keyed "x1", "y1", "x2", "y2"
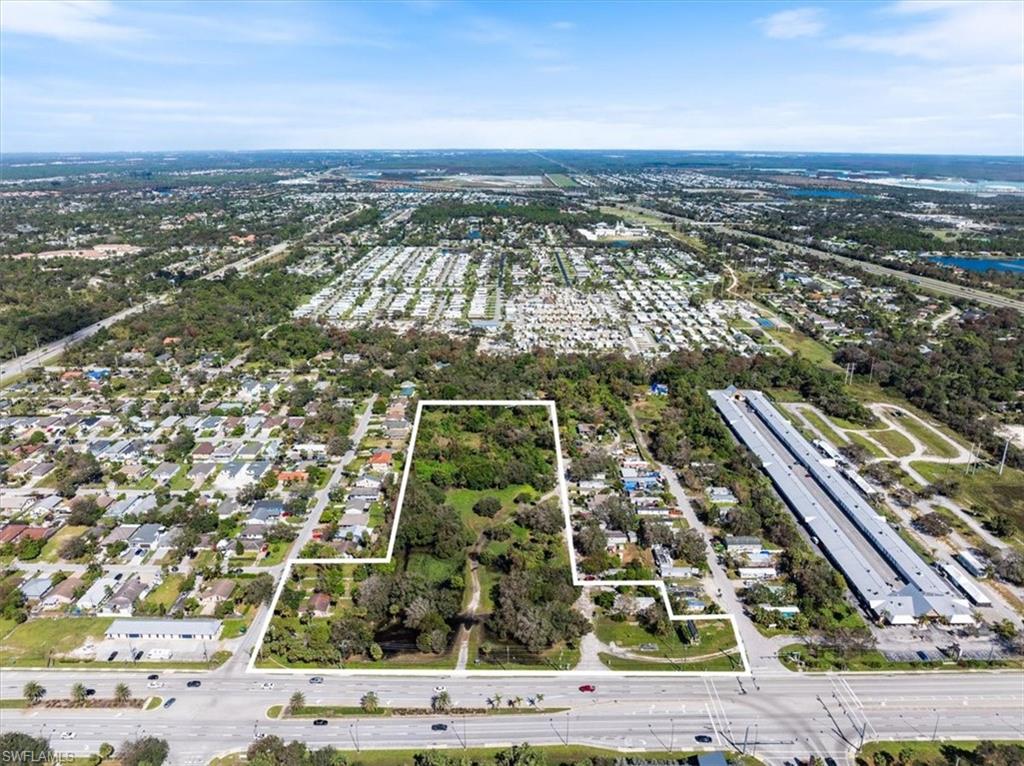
[{"x1": 2, "y1": 665, "x2": 1021, "y2": 765}]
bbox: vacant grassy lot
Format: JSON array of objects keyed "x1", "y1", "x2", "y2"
[
  {"x1": 594, "y1": 615, "x2": 739, "y2": 670},
  {"x1": 39, "y1": 525, "x2": 88, "y2": 562},
  {"x1": 899, "y1": 414, "x2": 961, "y2": 458},
  {"x1": 912, "y1": 461, "x2": 1024, "y2": 538},
  {"x1": 798, "y1": 408, "x2": 847, "y2": 446},
  {"x1": 765, "y1": 329, "x2": 840, "y2": 370},
  {"x1": 0, "y1": 617, "x2": 112, "y2": 666},
  {"x1": 142, "y1": 574, "x2": 185, "y2": 610},
  {"x1": 870, "y1": 428, "x2": 915, "y2": 458}
]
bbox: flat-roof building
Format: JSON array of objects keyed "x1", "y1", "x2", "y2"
[
  {"x1": 105, "y1": 618, "x2": 222, "y2": 640},
  {"x1": 711, "y1": 387, "x2": 973, "y2": 625}
]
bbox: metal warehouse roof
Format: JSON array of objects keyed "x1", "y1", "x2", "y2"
[{"x1": 710, "y1": 387, "x2": 973, "y2": 625}]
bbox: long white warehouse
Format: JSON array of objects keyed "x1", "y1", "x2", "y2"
[{"x1": 710, "y1": 387, "x2": 973, "y2": 625}]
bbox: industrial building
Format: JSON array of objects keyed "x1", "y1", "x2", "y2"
[{"x1": 710, "y1": 387, "x2": 974, "y2": 625}]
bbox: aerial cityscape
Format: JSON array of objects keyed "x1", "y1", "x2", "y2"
[{"x1": 1, "y1": 2, "x2": 1022, "y2": 766}]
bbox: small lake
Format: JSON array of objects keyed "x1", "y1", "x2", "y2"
[{"x1": 927, "y1": 256, "x2": 1024, "y2": 273}]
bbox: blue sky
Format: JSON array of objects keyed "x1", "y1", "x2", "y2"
[{"x1": 1, "y1": 0, "x2": 1021, "y2": 154}]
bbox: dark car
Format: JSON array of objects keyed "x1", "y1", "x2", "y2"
[
  {"x1": 107, "y1": 651, "x2": 118, "y2": 661},
  {"x1": 187, "y1": 680, "x2": 202, "y2": 688},
  {"x1": 85, "y1": 688, "x2": 96, "y2": 697},
  {"x1": 578, "y1": 684, "x2": 596, "y2": 693},
  {"x1": 133, "y1": 650, "x2": 144, "y2": 661},
  {"x1": 431, "y1": 724, "x2": 448, "y2": 732},
  {"x1": 147, "y1": 674, "x2": 159, "y2": 681},
  {"x1": 695, "y1": 735, "x2": 713, "y2": 744},
  {"x1": 313, "y1": 719, "x2": 328, "y2": 726},
  {"x1": 309, "y1": 676, "x2": 324, "y2": 684},
  {"x1": 163, "y1": 698, "x2": 176, "y2": 708}
]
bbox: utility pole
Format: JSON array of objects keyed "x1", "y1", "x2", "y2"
[{"x1": 998, "y1": 438, "x2": 1010, "y2": 476}]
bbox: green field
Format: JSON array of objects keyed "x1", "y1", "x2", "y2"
[
  {"x1": 546, "y1": 173, "x2": 578, "y2": 188},
  {"x1": 899, "y1": 415, "x2": 961, "y2": 458},
  {"x1": 798, "y1": 408, "x2": 847, "y2": 446},
  {"x1": 0, "y1": 617, "x2": 113, "y2": 666},
  {"x1": 765, "y1": 329, "x2": 840, "y2": 370},
  {"x1": 871, "y1": 428, "x2": 915, "y2": 458}
]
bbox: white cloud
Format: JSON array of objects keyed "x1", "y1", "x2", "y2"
[
  {"x1": 838, "y1": 1, "x2": 1022, "y2": 62},
  {"x1": 757, "y1": 7, "x2": 825, "y2": 39},
  {"x1": 0, "y1": 0, "x2": 144, "y2": 43}
]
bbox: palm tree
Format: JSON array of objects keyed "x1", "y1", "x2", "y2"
[
  {"x1": 535, "y1": 692, "x2": 545, "y2": 707},
  {"x1": 288, "y1": 691, "x2": 305, "y2": 714},
  {"x1": 360, "y1": 691, "x2": 379, "y2": 713},
  {"x1": 71, "y1": 683, "x2": 88, "y2": 705},
  {"x1": 22, "y1": 681, "x2": 45, "y2": 706},
  {"x1": 491, "y1": 692, "x2": 502, "y2": 709},
  {"x1": 114, "y1": 683, "x2": 131, "y2": 704},
  {"x1": 431, "y1": 691, "x2": 452, "y2": 713}
]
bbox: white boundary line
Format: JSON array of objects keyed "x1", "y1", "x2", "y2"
[{"x1": 248, "y1": 399, "x2": 750, "y2": 676}]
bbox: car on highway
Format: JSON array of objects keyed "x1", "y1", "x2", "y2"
[
  {"x1": 107, "y1": 651, "x2": 118, "y2": 661},
  {"x1": 578, "y1": 684, "x2": 596, "y2": 693},
  {"x1": 163, "y1": 698, "x2": 176, "y2": 708},
  {"x1": 147, "y1": 674, "x2": 159, "y2": 681},
  {"x1": 84, "y1": 688, "x2": 96, "y2": 697},
  {"x1": 431, "y1": 724, "x2": 448, "y2": 731},
  {"x1": 312, "y1": 719, "x2": 328, "y2": 726},
  {"x1": 433, "y1": 685, "x2": 447, "y2": 693},
  {"x1": 695, "y1": 735, "x2": 713, "y2": 744},
  {"x1": 309, "y1": 676, "x2": 324, "y2": 684},
  {"x1": 259, "y1": 682, "x2": 275, "y2": 690},
  {"x1": 134, "y1": 651, "x2": 144, "y2": 661},
  {"x1": 147, "y1": 681, "x2": 164, "y2": 689},
  {"x1": 187, "y1": 680, "x2": 202, "y2": 688},
  {"x1": 60, "y1": 732, "x2": 75, "y2": 740}
]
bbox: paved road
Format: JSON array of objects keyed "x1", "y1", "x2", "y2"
[
  {"x1": 625, "y1": 204, "x2": 1024, "y2": 314},
  {"x1": 2, "y1": 668, "x2": 1021, "y2": 765},
  {"x1": 292, "y1": 395, "x2": 378, "y2": 554}
]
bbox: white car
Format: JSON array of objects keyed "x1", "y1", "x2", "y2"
[
  {"x1": 60, "y1": 732, "x2": 76, "y2": 740},
  {"x1": 147, "y1": 681, "x2": 164, "y2": 689},
  {"x1": 259, "y1": 682, "x2": 275, "y2": 690},
  {"x1": 433, "y1": 685, "x2": 447, "y2": 693}
]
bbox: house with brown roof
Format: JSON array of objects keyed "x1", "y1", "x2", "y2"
[{"x1": 305, "y1": 592, "x2": 331, "y2": 618}]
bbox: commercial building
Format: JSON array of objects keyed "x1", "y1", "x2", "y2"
[
  {"x1": 105, "y1": 618, "x2": 222, "y2": 640},
  {"x1": 710, "y1": 387, "x2": 973, "y2": 625}
]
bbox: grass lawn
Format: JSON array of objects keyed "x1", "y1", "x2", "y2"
[
  {"x1": 0, "y1": 698, "x2": 28, "y2": 709},
  {"x1": 257, "y1": 541, "x2": 293, "y2": 567},
  {"x1": 0, "y1": 617, "x2": 113, "y2": 666},
  {"x1": 594, "y1": 615, "x2": 739, "y2": 670},
  {"x1": 798, "y1": 408, "x2": 847, "y2": 446},
  {"x1": 169, "y1": 466, "x2": 194, "y2": 491},
  {"x1": 144, "y1": 696, "x2": 163, "y2": 710},
  {"x1": 871, "y1": 429, "x2": 915, "y2": 458},
  {"x1": 142, "y1": 574, "x2": 185, "y2": 610},
  {"x1": 0, "y1": 616, "x2": 20, "y2": 639},
  {"x1": 899, "y1": 415, "x2": 962, "y2": 458},
  {"x1": 446, "y1": 484, "x2": 534, "y2": 533},
  {"x1": 847, "y1": 432, "x2": 886, "y2": 458},
  {"x1": 39, "y1": 525, "x2": 88, "y2": 562}
]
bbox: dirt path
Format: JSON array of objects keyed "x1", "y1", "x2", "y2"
[{"x1": 454, "y1": 550, "x2": 483, "y2": 671}]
